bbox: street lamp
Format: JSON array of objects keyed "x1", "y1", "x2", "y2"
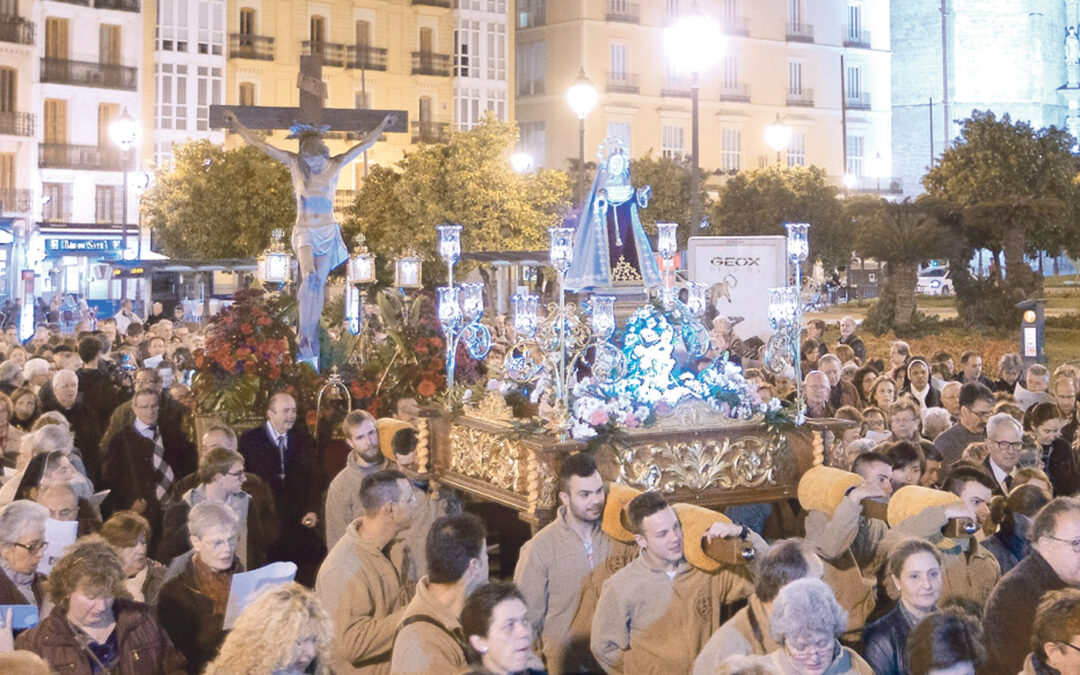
[
  {"x1": 566, "y1": 68, "x2": 597, "y2": 203},
  {"x1": 665, "y1": 3, "x2": 723, "y2": 231},
  {"x1": 109, "y1": 108, "x2": 139, "y2": 300},
  {"x1": 871, "y1": 152, "x2": 886, "y2": 192},
  {"x1": 765, "y1": 114, "x2": 791, "y2": 165},
  {"x1": 510, "y1": 151, "x2": 534, "y2": 173}
]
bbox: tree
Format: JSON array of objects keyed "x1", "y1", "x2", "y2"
[
  {"x1": 142, "y1": 139, "x2": 295, "y2": 259},
  {"x1": 342, "y1": 114, "x2": 572, "y2": 284},
  {"x1": 711, "y1": 164, "x2": 847, "y2": 268},
  {"x1": 846, "y1": 197, "x2": 957, "y2": 328},
  {"x1": 923, "y1": 110, "x2": 1079, "y2": 291},
  {"x1": 627, "y1": 152, "x2": 711, "y2": 249}
]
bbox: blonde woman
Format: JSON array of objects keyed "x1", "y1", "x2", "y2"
[{"x1": 204, "y1": 582, "x2": 332, "y2": 675}]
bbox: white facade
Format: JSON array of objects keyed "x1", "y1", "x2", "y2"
[{"x1": 452, "y1": 0, "x2": 510, "y2": 129}]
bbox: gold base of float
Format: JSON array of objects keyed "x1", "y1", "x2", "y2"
[{"x1": 424, "y1": 393, "x2": 853, "y2": 531}]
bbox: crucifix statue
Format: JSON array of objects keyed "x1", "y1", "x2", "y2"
[{"x1": 209, "y1": 55, "x2": 408, "y2": 370}]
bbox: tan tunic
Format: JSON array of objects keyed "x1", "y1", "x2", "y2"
[
  {"x1": 389, "y1": 576, "x2": 468, "y2": 675},
  {"x1": 884, "y1": 506, "x2": 1001, "y2": 606},
  {"x1": 315, "y1": 520, "x2": 417, "y2": 674},
  {"x1": 803, "y1": 499, "x2": 878, "y2": 635},
  {"x1": 590, "y1": 556, "x2": 754, "y2": 674},
  {"x1": 692, "y1": 594, "x2": 778, "y2": 675},
  {"x1": 746, "y1": 646, "x2": 875, "y2": 674},
  {"x1": 514, "y1": 507, "x2": 635, "y2": 674}
]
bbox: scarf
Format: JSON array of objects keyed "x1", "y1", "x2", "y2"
[
  {"x1": 192, "y1": 555, "x2": 235, "y2": 617},
  {"x1": 0, "y1": 557, "x2": 36, "y2": 604}
]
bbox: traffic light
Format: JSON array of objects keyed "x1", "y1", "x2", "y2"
[{"x1": 1015, "y1": 298, "x2": 1046, "y2": 366}]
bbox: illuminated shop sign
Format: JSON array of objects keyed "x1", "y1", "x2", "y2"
[{"x1": 43, "y1": 237, "x2": 124, "y2": 255}]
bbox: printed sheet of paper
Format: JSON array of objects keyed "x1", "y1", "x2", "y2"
[
  {"x1": 38, "y1": 518, "x2": 78, "y2": 575},
  {"x1": 0, "y1": 605, "x2": 39, "y2": 630},
  {"x1": 223, "y1": 561, "x2": 297, "y2": 629}
]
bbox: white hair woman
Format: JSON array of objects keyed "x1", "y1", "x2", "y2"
[
  {"x1": 0, "y1": 424, "x2": 91, "y2": 506},
  {"x1": 204, "y1": 582, "x2": 332, "y2": 675},
  {"x1": 0, "y1": 501, "x2": 48, "y2": 611},
  {"x1": 156, "y1": 501, "x2": 242, "y2": 674},
  {"x1": 752, "y1": 577, "x2": 873, "y2": 674}
]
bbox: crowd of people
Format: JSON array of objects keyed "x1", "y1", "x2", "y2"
[{"x1": 0, "y1": 305, "x2": 1076, "y2": 675}]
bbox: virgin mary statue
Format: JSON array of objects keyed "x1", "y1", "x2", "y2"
[{"x1": 564, "y1": 139, "x2": 663, "y2": 292}]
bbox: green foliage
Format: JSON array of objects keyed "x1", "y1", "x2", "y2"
[
  {"x1": 341, "y1": 115, "x2": 572, "y2": 284},
  {"x1": 861, "y1": 293, "x2": 943, "y2": 338},
  {"x1": 627, "y1": 152, "x2": 711, "y2": 248},
  {"x1": 142, "y1": 139, "x2": 295, "y2": 259},
  {"x1": 711, "y1": 164, "x2": 847, "y2": 268}
]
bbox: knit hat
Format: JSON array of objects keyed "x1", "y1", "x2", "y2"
[
  {"x1": 375, "y1": 418, "x2": 415, "y2": 463},
  {"x1": 797, "y1": 465, "x2": 863, "y2": 518},
  {"x1": 672, "y1": 502, "x2": 733, "y2": 573},
  {"x1": 601, "y1": 483, "x2": 641, "y2": 543},
  {"x1": 887, "y1": 485, "x2": 964, "y2": 548}
]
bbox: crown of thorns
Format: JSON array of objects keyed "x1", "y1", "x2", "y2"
[{"x1": 287, "y1": 123, "x2": 330, "y2": 139}]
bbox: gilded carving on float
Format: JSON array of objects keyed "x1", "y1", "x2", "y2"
[
  {"x1": 448, "y1": 424, "x2": 523, "y2": 491},
  {"x1": 610, "y1": 434, "x2": 783, "y2": 493},
  {"x1": 469, "y1": 391, "x2": 517, "y2": 425},
  {"x1": 637, "y1": 400, "x2": 762, "y2": 434}
]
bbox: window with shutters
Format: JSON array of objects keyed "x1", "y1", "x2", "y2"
[
  {"x1": 239, "y1": 82, "x2": 256, "y2": 106},
  {"x1": 100, "y1": 25, "x2": 122, "y2": 65},
  {"x1": 0, "y1": 69, "x2": 15, "y2": 113},
  {"x1": 721, "y1": 129, "x2": 741, "y2": 171},
  {"x1": 0, "y1": 154, "x2": 15, "y2": 191},
  {"x1": 419, "y1": 27, "x2": 433, "y2": 53},
  {"x1": 788, "y1": 132, "x2": 806, "y2": 167},
  {"x1": 846, "y1": 134, "x2": 864, "y2": 176},
  {"x1": 45, "y1": 18, "x2": 68, "y2": 59},
  {"x1": 198, "y1": 0, "x2": 224, "y2": 55},
  {"x1": 607, "y1": 122, "x2": 631, "y2": 153},
  {"x1": 95, "y1": 185, "x2": 121, "y2": 224},
  {"x1": 196, "y1": 65, "x2": 221, "y2": 130},
  {"x1": 239, "y1": 8, "x2": 255, "y2": 35},
  {"x1": 44, "y1": 99, "x2": 66, "y2": 144},
  {"x1": 661, "y1": 125, "x2": 685, "y2": 160},
  {"x1": 42, "y1": 183, "x2": 71, "y2": 222},
  {"x1": 98, "y1": 103, "x2": 121, "y2": 148},
  {"x1": 159, "y1": 0, "x2": 189, "y2": 51},
  {"x1": 0, "y1": 0, "x2": 15, "y2": 17},
  {"x1": 310, "y1": 16, "x2": 325, "y2": 45},
  {"x1": 355, "y1": 20, "x2": 370, "y2": 47}
]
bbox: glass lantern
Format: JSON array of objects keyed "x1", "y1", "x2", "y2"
[
  {"x1": 436, "y1": 224, "x2": 462, "y2": 268},
  {"x1": 784, "y1": 222, "x2": 810, "y2": 262},
  {"x1": 590, "y1": 295, "x2": 617, "y2": 341},
  {"x1": 548, "y1": 227, "x2": 575, "y2": 274},
  {"x1": 656, "y1": 222, "x2": 678, "y2": 260},
  {"x1": 461, "y1": 282, "x2": 484, "y2": 321},
  {"x1": 348, "y1": 248, "x2": 376, "y2": 285},
  {"x1": 512, "y1": 293, "x2": 539, "y2": 339},
  {"x1": 768, "y1": 286, "x2": 800, "y2": 330},
  {"x1": 437, "y1": 286, "x2": 463, "y2": 329},
  {"x1": 394, "y1": 250, "x2": 422, "y2": 289},
  {"x1": 686, "y1": 282, "x2": 708, "y2": 317},
  {"x1": 344, "y1": 286, "x2": 362, "y2": 335}
]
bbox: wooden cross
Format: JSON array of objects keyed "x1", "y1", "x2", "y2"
[{"x1": 208, "y1": 54, "x2": 408, "y2": 134}]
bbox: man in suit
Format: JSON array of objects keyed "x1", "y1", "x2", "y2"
[
  {"x1": 42, "y1": 369, "x2": 103, "y2": 484},
  {"x1": 102, "y1": 388, "x2": 198, "y2": 554},
  {"x1": 99, "y1": 367, "x2": 191, "y2": 460},
  {"x1": 983, "y1": 412, "x2": 1023, "y2": 497},
  {"x1": 238, "y1": 392, "x2": 323, "y2": 583}
]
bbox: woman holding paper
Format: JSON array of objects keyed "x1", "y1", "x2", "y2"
[
  {"x1": 13, "y1": 536, "x2": 186, "y2": 673},
  {"x1": 157, "y1": 501, "x2": 243, "y2": 675}
]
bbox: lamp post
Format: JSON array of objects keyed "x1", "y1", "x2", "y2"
[
  {"x1": 344, "y1": 235, "x2": 376, "y2": 336},
  {"x1": 665, "y1": 3, "x2": 723, "y2": 230},
  {"x1": 566, "y1": 69, "x2": 597, "y2": 204},
  {"x1": 510, "y1": 151, "x2": 534, "y2": 173},
  {"x1": 765, "y1": 114, "x2": 791, "y2": 166},
  {"x1": 871, "y1": 152, "x2": 885, "y2": 192},
  {"x1": 109, "y1": 107, "x2": 139, "y2": 298}
]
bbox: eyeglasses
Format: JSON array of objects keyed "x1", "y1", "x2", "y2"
[
  {"x1": 787, "y1": 639, "x2": 835, "y2": 660},
  {"x1": 990, "y1": 439, "x2": 1024, "y2": 451},
  {"x1": 1058, "y1": 641, "x2": 1080, "y2": 655},
  {"x1": 225, "y1": 470, "x2": 245, "y2": 478},
  {"x1": 1046, "y1": 535, "x2": 1080, "y2": 554},
  {"x1": 967, "y1": 408, "x2": 993, "y2": 419},
  {"x1": 9, "y1": 540, "x2": 45, "y2": 554}
]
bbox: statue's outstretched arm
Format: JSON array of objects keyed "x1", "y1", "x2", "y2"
[
  {"x1": 336, "y1": 113, "x2": 395, "y2": 166},
  {"x1": 225, "y1": 110, "x2": 293, "y2": 164},
  {"x1": 636, "y1": 185, "x2": 652, "y2": 208}
]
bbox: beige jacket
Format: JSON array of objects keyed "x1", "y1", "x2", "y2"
[
  {"x1": 590, "y1": 555, "x2": 754, "y2": 674},
  {"x1": 746, "y1": 645, "x2": 875, "y2": 674},
  {"x1": 514, "y1": 506, "x2": 631, "y2": 674},
  {"x1": 883, "y1": 506, "x2": 1001, "y2": 606},
  {"x1": 389, "y1": 576, "x2": 468, "y2": 675},
  {"x1": 692, "y1": 594, "x2": 777, "y2": 675},
  {"x1": 315, "y1": 520, "x2": 417, "y2": 674},
  {"x1": 803, "y1": 498, "x2": 878, "y2": 635}
]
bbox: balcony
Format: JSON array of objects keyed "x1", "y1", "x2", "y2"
[
  {"x1": 230, "y1": 34, "x2": 274, "y2": 60},
  {"x1": 39, "y1": 143, "x2": 127, "y2": 171},
  {"x1": 847, "y1": 175, "x2": 904, "y2": 195},
  {"x1": 787, "y1": 88, "x2": 814, "y2": 107},
  {"x1": 0, "y1": 15, "x2": 34, "y2": 46},
  {"x1": 844, "y1": 26, "x2": 871, "y2": 48},
  {"x1": 786, "y1": 22, "x2": 815, "y2": 42},
  {"x1": 303, "y1": 41, "x2": 346, "y2": 67},
  {"x1": 661, "y1": 76, "x2": 694, "y2": 98},
  {"x1": 721, "y1": 15, "x2": 750, "y2": 36},
  {"x1": 0, "y1": 189, "x2": 32, "y2": 213},
  {"x1": 719, "y1": 83, "x2": 751, "y2": 102},
  {"x1": 412, "y1": 51, "x2": 451, "y2": 76},
  {"x1": 606, "y1": 1, "x2": 640, "y2": 24},
  {"x1": 606, "y1": 72, "x2": 640, "y2": 94},
  {"x1": 412, "y1": 0, "x2": 450, "y2": 6},
  {"x1": 0, "y1": 111, "x2": 34, "y2": 136},
  {"x1": 411, "y1": 121, "x2": 449, "y2": 144},
  {"x1": 347, "y1": 45, "x2": 387, "y2": 70},
  {"x1": 49, "y1": 0, "x2": 90, "y2": 5},
  {"x1": 845, "y1": 91, "x2": 871, "y2": 110},
  {"x1": 94, "y1": 0, "x2": 140, "y2": 11},
  {"x1": 40, "y1": 58, "x2": 137, "y2": 90}
]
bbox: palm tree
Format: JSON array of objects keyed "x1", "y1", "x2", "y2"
[
  {"x1": 962, "y1": 195, "x2": 1063, "y2": 290},
  {"x1": 845, "y1": 198, "x2": 957, "y2": 326}
]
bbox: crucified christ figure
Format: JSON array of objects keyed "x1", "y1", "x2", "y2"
[{"x1": 225, "y1": 110, "x2": 394, "y2": 368}]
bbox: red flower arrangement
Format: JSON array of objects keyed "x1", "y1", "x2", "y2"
[{"x1": 191, "y1": 289, "x2": 323, "y2": 426}]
